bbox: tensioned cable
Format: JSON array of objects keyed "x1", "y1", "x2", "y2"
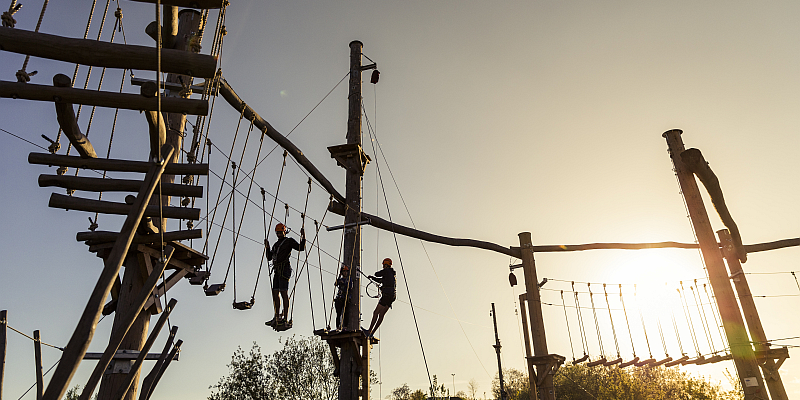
[
  {"x1": 587, "y1": 284, "x2": 605, "y2": 356},
  {"x1": 690, "y1": 283, "x2": 715, "y2": 352},
  {"x1": 7, "y1": 326, "x2": 63, "y2": 350},
  {"x1": 602, "y1": 284, "x2": 620, "y2": 357},
  {"x1": 16, "y1": 359, "x2": 59, "y2": 400},
  {"x1": 634, "y1": 286, "x2": 653, "y2": 358},
  {"x1": 364, "y1": 101, "x2": 491, "y2": 377},
  {"x1": 572, "y1": 282, "x2": 589, "y2": 356},
  {"x1": 702, "y1": 283, "x2": 728, "y2": 350},
  {"x1": 618, "y1": 284, "x2": 636, "y2": 357},
  {"x1": 561, "y1": 290, "x2": 575, "y2": 360},
  {"x1": 1, "y1": 127, "x2": 48, "y2": 150},
  {"x1": 677, "y1": 283, "x2": 701, "y2": 355}
]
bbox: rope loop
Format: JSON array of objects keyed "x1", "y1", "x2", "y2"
[
  {"x1": 15, "y1": 69, "x2": 37, "y2": 83},
  {"x1": 1, "y1": 1, "x2": 21, "y2": 28}
]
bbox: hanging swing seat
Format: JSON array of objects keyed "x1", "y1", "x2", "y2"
[
  {"x1": 573, "y1": 354, "x2": 589, "y2": 364},
  {"x1": 188, "y1": 270, "x2": 209, "y2": 285},
  {"x1": 205, "y1": 283, "x2": 225, "y2": 296},
  {"x1": 603, "y1": 357, "x2": 622, "y2": 367},
  {"x1": 649, "y1": 357, "x2": 673, "y2": 367},
  {"x1": 681, "y1": 355, "x2": 705, "y2": 365},
  {"x1": 272, "y1": 320, "x2": 293, "y2": 332},
  {"x1": 232, "y1": 300, "x2": 253, "y2": 310},
  {"x1": 619, "y1": 357, "x2": 639, "y2": 368},
  {"x1": 695, "y1": 354, "x2": 724, "y2": 365},
  {"x1": 586, "y1": 357, "x2": 607, "y2": 367},
  {"x1": 634, "y1": 358, "x2": 656, "y2": 367},
  {"x1": 665, "y1": 355, "x2": 690, "y2": 367}
]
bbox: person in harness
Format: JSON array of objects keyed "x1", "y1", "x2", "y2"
[
  {"x1": 265, "y1": 222, "x2": 305, "y2": 328},
  {"x1": 333, "y1": 263, "x2": 355, "y2": 332},
  {"x1": 365, "y1": 258, "x2": 396, "y2": 338}
]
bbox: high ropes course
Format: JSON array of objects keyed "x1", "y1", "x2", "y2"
[{"x1": 0, "y1": 1, "x2": 798, "y2": 400}]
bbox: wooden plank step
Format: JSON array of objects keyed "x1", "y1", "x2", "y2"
[
  {"x1": 76, "y1": 229, "x2": 202, "y2": 245},
  {"x1": 0, "y1": 80, "x2": 208, "y2": 115},
  {"x1": 0, "y1": 27, "x2": 217, "y2": 78},
  {"x1": 29, "y1": 152, "x2": 208, "y2": 175},
  {"x1": 49, "y1": 193, "x2": 201, "y2": 220},
  {"x1": 39, "y1": 174, "x2": 203, "y2": 197}
]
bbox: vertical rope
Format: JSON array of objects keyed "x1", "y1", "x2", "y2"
[
  {"x1": 678, "y1": 283, "x2": 701, "y2": 355},
  {"x1": 691, "y1": 282, "x2": 715, "y2": 352},
  {"x1": 702, "y1": 283, "x2": 728, "y2": 351},
  {"x1": 572, "y1": 283, "x2": 589, "y2": 356},
  {"x1": 17, "y1": 0, "x2": 49, "y2": 81},
  {"x1": 634, "y1": 285, "x2": 653, "y2": 358},
  {"x1": 618, "y1": 284, "x2": 636, "y2": 357},
  {"x1": 603, "y1": 284, "x2": 620, "y2": 358},
  {"x1": 587, "y1": 283, "x2": 605, "y2": 357},
  {"x1": 560, "y1": 290, "x2": 575, "y2": 360}
]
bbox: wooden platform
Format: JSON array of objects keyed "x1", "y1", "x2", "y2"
[{"x1": 315, "y1": 330, "x2": 379, "y2": 346}]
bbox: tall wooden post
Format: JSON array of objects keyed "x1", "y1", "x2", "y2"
[
  {"x1": 663, "y1": 129, "x2": 766, "y2": 399},
  {"x1": 338, "y1": 39, "x2": 365, "y2": 400},
  {"x1": 518, "y1": 232, "x2": 553, "y2": 400},
  {"x1": 718, "y1": 229, "x2": 788, "y2": 400},
  {"x1": 0, "y1": 310, "x2": 6, "y2": 400},
  {"x1": 517, "y1": 294, "x2": 536, "y2": 388},
  {"x1": 34, "y1": 331, "x2": 43, "y2": 400},
  {"x1": 491, "y1": 303, "x2": 507, "y2": 400}
]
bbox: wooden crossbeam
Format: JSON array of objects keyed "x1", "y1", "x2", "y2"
[
  {"x1": 76, "y1": 229, "x2": 202, "y2": 245},
  {"x1": 0, "y1": 27, "x2": 217, "y2": 78},
  {"x1": 138, "y1": 245, "x2": 199, "y2": 270},
  {"x1": 130, "y1": 77, "x2": 212, "y2": 96},
  {"x1": 130, "y1": 0, "x2": 225, "y2": 8},
  {"x1": 42, "y1": 145, "x2": 174, "y2": 400},
  {"x1": 139, "y1": 327, "x2": 177, "y2": 400},
  {"x1": 49, "y1": 193, "x2": 201, "y2": 220},
  {"x1": 82, "y1": 350, "x2": 178, "y2": 361},
  {"x1": 52, "y1": 74, "x2": 97, "y2": 158},
  {"x1": 29, "y1": 152, "x2": 208, "y2": 175},
  {"x1": 1, "y1": 80, "x2": 208, "y2": 115},
  {"x1": 39, "y1": 175, "x2": 203, "y2": 197}
]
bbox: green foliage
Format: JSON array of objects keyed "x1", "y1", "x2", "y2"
[
  {"x1": 64, "y1": 385, "x2": 97, "y2": 400},
  {"x1": 410, "y1": 389, "x2": 427, "y2": 400},
  {"x1": 208, "y1": 336, "x2": 338, "y2": 400},
  {"x1": 553, "y1": 364, "x2": 745, "y2": 400},
  {"x1": 429, "y1": 374, "x2": 450, "y2": 399},
  {"x1": 390, "y1": 383, "x2": 412, "y2": 400},
  {"x1": 492, "y1": 368, "x2": 531, "y2": 400}
]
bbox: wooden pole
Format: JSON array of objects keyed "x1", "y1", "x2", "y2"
[
  {"x1": 1, "y1": 80, "x2": 208, "y2": 115},
  {"x1": 33, "y1": 330, "x2": 43, "y2": 400},
  {"x1": 138, "y1": 326, "x2": 177, "y2": 400},
  {"x1": 80, "y1": 247, "x2": 174, "y2": 400},
  {"x1": 139, "y1": 339, "x2": 182, "y2": 400},
  {"x1": 663, "y1": 129, "x2": 766, "y2": 399},
  {"x1": 339, "y1": 40, "x2": 365, "y2": 400},
  {"x1": 52, "y1": 74, "x2": 97, "y2": 158},
  {"x1": 48, "y1": 193, "x2": 201, "y2": 220},
  {"x1": 517, "y1": 294, "x2": 536, "y2": 389},
  {"x1": 0, "y1": 310, "x2": 5, "y2": 400},
  {"x1": 110, "y1": 298, "x2": 177, "y2": 400},
  {"x1": 517, "y1": 232, "x2": 551, "y2": 400},
  {"x1": 130, "y1": 0, "x2": 225, "y2": 8},
  {"x1": 29, "y1": 152, "x2": 208, "y2": 176},
  {"x1": 41, "y1": 144, "x2": 174, "y2": 400},
  {"x1": 718, "y1": 229, "x2": 788, "y2": 400},
  {"x1": 40, "y1": 174, "x2": 203, "y2": 197},
  {"x1": 491, "y1": 303, "x2": 508, "y2": 400},
  {"x1": 0, "y1": 27, "x2": 217, "y2": 78}
]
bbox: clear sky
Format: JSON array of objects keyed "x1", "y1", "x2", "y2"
[{"x1": 2, "y1": 1, "x2": 800, "y2": 399}]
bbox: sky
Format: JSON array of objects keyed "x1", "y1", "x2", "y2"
[{"x1": 2, "y1": 1, "x2": 800, "y2": 399}]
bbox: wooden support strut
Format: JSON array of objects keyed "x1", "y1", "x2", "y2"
[
  {"x1": 29, "y1": 152, "x2": 208, "y2": 175},
  {"x1": 41, "y1": 144, "x2": 174, "y2": 400},
  {"x1": 40, "y1": 175, "x2": 203, "y2": 198},
  {"x1": 111, "y1": 298, "x2": 178, "y2": 400},
  {"x1": 78, "y1": 246, "x2": 174, "y2": 400},
  {"x1": 52, "y1": 74, "x2": 97, "y2": 158},
  {"x1": 139, "y1": 339, "x2": 182, "y2": 400},
  {"x1": 0, "y1": 27, "x2": 217, "y2": 78},
  {"x1": 138, "y1": 326, "x2": 177, "y2": 400},
  {"x1": 49, "y1": 193, "x2": 201, "y2": 220},
  {"x1": 1, "y1": 80, "x2": 208, "y2": 115},
  {"x1": 76, "y1": 229, "x2": 203, "y2": 245},
  {"x1": 34, "y1": 331, "x2": 43, "y2": 400},
  {"x1": 0, "y1": 310, "x2": 5, "y2": 400},
  {"x1": 130, "y1": 0, "x2": 226, "y2": 9}
]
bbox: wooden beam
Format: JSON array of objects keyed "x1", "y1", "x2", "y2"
[
  {"x1": 137, "y1": 245, "x2": 197, "y2": 272},
  {"x1": 0, "y1": 27, "x2": 217, "y2": 78},
  {"x1": 328, "y1": 200, "x2": 520, "y2": 258},
  {"x1": 129, "y1": 0, "x2": 225, "y2": 8},
  {"x1": 78, "y1": 247, "x2": 174, "y2": 400},
  {"x1": 34, "y1": 331, "x2": 43, "y2": 400},
  {"x1": 144, "y1": 110, "x2": 167, "y2": 161},
  {"x1": 82, "y1": 351, "x2": 177, "y2": 361},
  {"x1": 130, "y1": 77, "x2": 212, "y2": 96},
  {"x1": 217, "y1": 76, "x2": 345, "y2": 204},
  {"x1": 145, "y1": 7, "x2": 178, "y2": 49},
  {"x1": 140, "y1": 340, "x2": 182, "y2": 400},
  {"x1": 49, "y1": 193, "x2": 201, "y2": 220},
  {"x1": 143, "y1": 270, "x2": 189, "y2": 311},
  {"x1": 29, "y1": 152, "x2": 208, "y2": 175},
  {"x1": 39, "y1": 175, "x2": 203, "y2": 198},
  {"x1": 111, "y1": 299, "x2": 177, "y2": 400},
  {"x1": 0, "y1": 310, "x2": 5, "y2": 400},
  {"x1": 41, "y1": 144, "x2": 173, "y2": 400},
  {"x1": 52, "y1": 74, "x2": 97, "y2": 158},
  {"x1": 138, "y1": 326, "x2": 177, "y2": 400},
  {"x1": 1, "y1": 80, "x2": 208, "y2": 115},
  {"x1": 77, "y1": 229, "x2": 202, "y2": 245}
]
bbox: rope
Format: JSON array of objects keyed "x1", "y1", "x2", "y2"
[
  {"x1": 587, "y1": 284, "x2": 605, "y2": 356},
  {"x1": 618, "y1": 284, "x2": 636, "y2": 357},
  {"x1": 286, "y1": 179, "x2": 313, "y2": 321},
  {"x1": 677, "y1": 283, "x2": 701, "y2": 355},
  {"x1": 634, "y1": 285, "x2": 652, "y2": 358},
  {"x1": 572, "y1": 283, "x2": 589, "y2": 356},
  {"x1": 703, "y1": 283, "x2": 728, "y2": 349},
  {"x1": 670, "y1": 307, "x2": 684, "y2": 356},
  {"x1": 252, "y1": 187, "x2": 269, "y2": 300},
  {"x1": 691, "y1": 282, "x2": 715, "y2": 352},
  {"x1": 602, "y1": 284, "x2": 620, "y2": 357},
  {"x1": 15, "y1": 0, "x2": 48, "y2": 81},
  {"x1": 221, "y1": 161, "x2": 238, "y2": 286},
  {"x1": 7, "y1": 325, "x2": 63, "y2": 350},
  {"x1": 315, "y1": 219, "x2": 329, "y2": 327},
  {"x1": 658, "y1": 318, "x2": 670, "y2": 357},
  {"x1": 561, "y1": 290, "x2": 575, "y2": 360},
  {"x1": 1, "y1": 1, "x2": 21, "y2": 28}
]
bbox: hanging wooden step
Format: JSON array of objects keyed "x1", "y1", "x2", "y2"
[
  {"x1": 83, "y1": 349, "x2": 179, "y2": 361},
  {"x1": 1, "y1": 80, "x2": 208, "y2": 115},
  {"x1": 0, "y1": 27, "x2": 217, "y2": 78},
  {"x1": 49, "y1": 193, "x2": 201, "y2": 220},
  {"x1": 29, "y1": 152, "x2": 208, "y2": 175},
  {"x1": 130, "y1": 0, "x2": 226, "y2": 9},
  {"x1": 76, "y1": 229, "x2": 203, "y2": 245},
  {"x1": 39, "y1": 175, "x2": 203, "y2": 197}
]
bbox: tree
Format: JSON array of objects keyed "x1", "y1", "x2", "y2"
[
  {"x1": 553, "y1": 363, "x2": 744, "y2": 400},
  {"x1": 409, "y1": 389, "x2": 426, "y2": 400},
  {"x1": 390, "y1": 383, "x2": 412, "y2": 400},
  {"x1": 208, "y1": 336, "x2": 338, "y2": 400},
  {"x1": 468, "y1": 378, "x2": 480, "y2": 400},
  {"x1": 456, "y1": 390, "x2": 468, "y2": 399},
  {"x1": 429, "y1": 374, "x2": 449, "y2": 399},
  {"x1": 492, "y1": 368, "x2": 530, "y2": 400}
]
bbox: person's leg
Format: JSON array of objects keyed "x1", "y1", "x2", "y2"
[
  {"x1": 268, "y1": 289, "x2": 280, "y2": 324},
  {"x1": 367, "y1": 304, "x2": 388, "y2": 335},
  {"x1": 280, "y1": 290, "x2": 290, "y2": 320},
  {"x1": 334, "y1": 297, "x2": 344, "y2": 329}
]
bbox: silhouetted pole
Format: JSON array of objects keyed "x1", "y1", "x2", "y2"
[
  {"x1": 491, "y1": 303, "x2": 507, "y2": 400},
  {"x1": 718, "y1": 229, "x2": 788, "y2": 400},
  {"x1": 34, "y1": 331, "x2": 43, "y2": 400},
  {"x1": 663, "y1": 129, "x2": 766, "y2": 399},
  {"x1": 0, "y1": 310, "x2": 6, "y2": 400}
]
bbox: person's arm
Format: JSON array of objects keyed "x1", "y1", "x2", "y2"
[{"x1": 266, "y1": 239, "x2": 272, "y2": 261}]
